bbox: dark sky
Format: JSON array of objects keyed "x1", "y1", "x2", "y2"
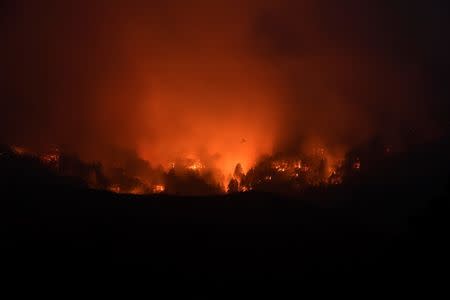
[{"x1": 1, "y1": 0, "x2": 449, "y2": 173}]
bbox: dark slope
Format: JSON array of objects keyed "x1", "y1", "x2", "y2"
[{"x1": 1, "y1": 139, "x2": 448, "y2": 280}]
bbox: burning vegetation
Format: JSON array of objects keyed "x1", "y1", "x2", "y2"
[
  {"x1": 1, "y1": 1, "x2": 445, "y2": 199},
  {"x1": 228, "y1": 149, "x2": 341, "y2": 194},
  {"x1": 1, "y1": 138, "x2": 400, "y2": 196}
]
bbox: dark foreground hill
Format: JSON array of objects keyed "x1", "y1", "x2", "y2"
[{"x1": 0, "y1": 140, "x2": 449, "y2": 280}]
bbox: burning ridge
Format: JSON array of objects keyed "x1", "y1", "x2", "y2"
[{"x1": 0, "y1": 139, "x2": 397, "y2": 196}]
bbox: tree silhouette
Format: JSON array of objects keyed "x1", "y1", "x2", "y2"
[
  {"x1": 227, "y1": 178, "x2": 239, "y2": 193},
  {"x1": 233, "y1": 163, "x2": 244, "y2": 181}
]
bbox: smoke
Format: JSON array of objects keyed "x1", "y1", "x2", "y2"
[{"x1": 1, "y1": 0, "x2": 448, "y2": 183}]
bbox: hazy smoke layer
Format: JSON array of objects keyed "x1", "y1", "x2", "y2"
[{"x1": 1, "y1": 0, "x2": 448, "y2": 177}]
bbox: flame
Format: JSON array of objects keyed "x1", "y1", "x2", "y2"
[
  {"x1": 187, "y1": 161, "x2": 204, "y2": 171},
  {"x1": 272, "y1": 161, "x2": 288, "y2": 172},
  {"x1": 152, "y1": 184, "x2": 165, "y2": 193},
  {"x1": 4, "y1": 143, "x2": 356, "y2": 195}
]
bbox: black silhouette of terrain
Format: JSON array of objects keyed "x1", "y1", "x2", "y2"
[{"x1": 1, "y1": 140, "x2": 448, "y2": 280}]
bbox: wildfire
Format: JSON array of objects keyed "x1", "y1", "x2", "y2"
[
  {"x1": 10, "y1": 145, "x2": 60, "y2": 167},
  {"x1": 272, "y1": 160, "x2": 309, "y2": 174},
  {"x1": 41, "y1": 153, "x2": 59, "y2": 164},
  {"x1": 109, "y1": 185, "x2": 121, "y2": 193},
  {"x1": 187, "y1": 162, "x2": 204, "y2": 171},
  {"x1": 227, "y1": 148, "x2": 347, "y2": 193},
  {"x1": 3, "y1": 142, "x2": 384, "y2": 195},
  {"x1": 272, "y1": 161, "x2": 289, "y2": 172},
  {"x1": 152, "y1": 184, "x2": 165, "y2": 193}
]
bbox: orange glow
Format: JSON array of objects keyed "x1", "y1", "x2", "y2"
[
  {"x1": 109, "y1": 185, "x2": 121, "y2": 193},
  {"x1": 152, "y1": 184, "x2": 165, "y2": 193},
  {"x1": 272, "y1": 161, "x2": 289, "y2": 172},
  {"x1": 11, "y1": 146, "x2": 28, "y2": 155},
  {"x1": 2, "y1": 2, "x2": 429, "y2": 196},
  {"x1": 1, "y1": 1, "x2": 436, "y2": 196},
  {"x1": 187, "y1": 161, "x2": 205, "y2": 171},
  {"x1": 41, "y1": 153, "x2": 59, "y2": 164}
]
